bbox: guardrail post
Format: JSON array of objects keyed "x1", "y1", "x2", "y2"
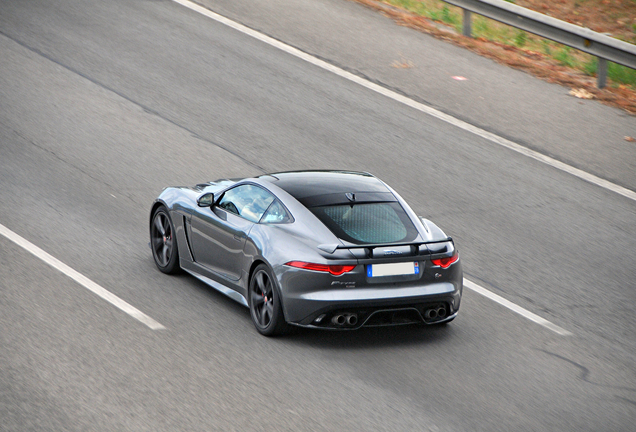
[
  {"x1": 597, "y1": 58, "x2": 608, "y2": 89},
  {"x1": 462, "y1": 9, "x2": 472, "y2": 37},
  {"x1": 443, "y1": 0, "x2": 636, "y2": 88}
]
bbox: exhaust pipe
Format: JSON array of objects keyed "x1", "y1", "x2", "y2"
[
  {"x1": 332, "y1": 314, "x2": 346, "y2": 326},
  {"x1": 346, "y1": 314, "x2": 358, "y2": 326},
  {"x1": 424, "y1": 305, "x2": 447, "y2": 321}
]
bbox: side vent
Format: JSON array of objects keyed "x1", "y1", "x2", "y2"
[{"x1": 183, "y1": 216, "x2": 196, "y2": 261}]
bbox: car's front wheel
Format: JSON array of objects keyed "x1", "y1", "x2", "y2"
[
  {"x1": 150, "y1": 206, "x2": 180, "y2": 274},
  {"x1": 249, "y1": 264, "x2": 287, "y2": 336}
]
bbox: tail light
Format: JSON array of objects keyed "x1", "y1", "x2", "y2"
[
  {"x1": 431, "y1": 253, "x2": 458, "y2": 269},
  {"x1": 285, "y1": 261, "x2": 356, "y2": 276}
]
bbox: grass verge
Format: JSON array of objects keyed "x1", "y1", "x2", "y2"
[{"x1": 351, "y1": 0, "x2": 636, "y2": 114}]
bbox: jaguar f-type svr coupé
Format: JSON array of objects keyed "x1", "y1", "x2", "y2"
[{"x1": 150, "y1": 171, "x2": 462, "y2": 335}]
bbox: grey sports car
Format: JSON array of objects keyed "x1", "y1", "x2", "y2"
[{"x1": 150, "y1": 170, "x2": 462, "y2": 336}]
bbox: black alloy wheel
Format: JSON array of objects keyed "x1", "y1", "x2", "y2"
[
  {"x1": 249, "y1": 264, "x2": 286, "y2": 336},
  {"x1": 150, "y1": 207, "x2": 180, "y2": 274}
]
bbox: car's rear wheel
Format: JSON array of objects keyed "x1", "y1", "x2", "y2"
[
  {"x1": 249, "y1": 264, "x2": 287, "y2": 336},
  {"x1": 150, "y1": 206, "x2": 180, "y2": 274}
]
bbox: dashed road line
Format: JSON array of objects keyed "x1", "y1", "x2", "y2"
[
  {"x1": 464, "y1": 278, "x2": 572, "y2": 336},
  {"x1": 0, "y1": 223, "x2": 166, "y2": 330}
]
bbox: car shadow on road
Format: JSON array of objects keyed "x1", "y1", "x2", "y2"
[
  {"x1": 281, "y1": 321, "x2": 460, "y2": 350},
  {"x1": 181, "y1": 273, "x2": 460, "y2": 349}
]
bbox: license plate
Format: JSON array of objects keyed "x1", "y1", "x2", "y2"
[{"x1": 367, "y1": 262, "x2": 419, "y2": 277}]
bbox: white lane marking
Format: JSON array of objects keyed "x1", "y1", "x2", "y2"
[
  {"x1": 0, "y1": 223, "x2": 166, "y2": 330},
  {"x1": 174, "y1": 0, "x2": 575, "y2": 336},
  {"x1": 464, "y1": 278, "x2": 572, "y2": 336},
  {"x1": 0, "y1": 224, "x2": 566, "y2": 334},
  {"x1": 172, "y1": 0, "x2": 636, "y2": 203}
]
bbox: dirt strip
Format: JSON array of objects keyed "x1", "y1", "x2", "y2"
[{"x1": 351, "y1": 0, "x2": 636, "y2": 114}]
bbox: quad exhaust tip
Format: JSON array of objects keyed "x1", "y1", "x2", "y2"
[
  {"x1": 331, "y1": 313, "x2": 358, "y2": 327},
  {"x1": 329, "y1": 306, "x2": 447, "y2": 327},
  {"x1": 424, "y1": 305, "x2": 447, "y2": 320},
  {"x1": 332, "y1": 314, "x2": 346, "y2": 325}
]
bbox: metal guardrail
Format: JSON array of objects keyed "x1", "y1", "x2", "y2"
[{"x1": 443, "y1": 0, "x2": 636, "y2": 88}]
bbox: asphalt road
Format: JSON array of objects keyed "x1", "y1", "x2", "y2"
[{"x1": 1, "y1": 0, "x2": 634, "y2": 431}]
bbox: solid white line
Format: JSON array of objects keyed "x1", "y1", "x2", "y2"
[
  {"x1": 464, "y1": 278, "x2": 572, "y2": 336},
  {"x1": 0, "y1": 223, "x2": 166, "y2": 330},
  {"x1": 172, "y1": 0, "x2": 636, "y2": 203}
]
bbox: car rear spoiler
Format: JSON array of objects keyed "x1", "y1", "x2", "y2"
[{"x1": 318, "y1": 238, "x2": 453, "y2": 255}]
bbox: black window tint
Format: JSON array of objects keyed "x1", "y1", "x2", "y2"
[
  {"x1": 260, "y1": 199, "x2": 292, "y2": 224},
  {"x1": 310, "y1": 202, "x2": 418, "y2": 244},
  {"x1": 218, "y1": 185, "x2": 275, "y2": 223}
]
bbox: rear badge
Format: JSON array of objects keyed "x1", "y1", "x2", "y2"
[{"x1": 331, "y1": 281, "x2": 356, "y2": 287}]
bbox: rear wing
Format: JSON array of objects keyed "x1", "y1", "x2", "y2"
[{"x1": 318, "y1": 238, "x2": 453, "y2": 256}]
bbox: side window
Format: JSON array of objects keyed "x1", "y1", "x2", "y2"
[
  {"x1": 217, "y1": 184, "x2": 275, "y2": 223},
  {"x1": 260, "y1": 199, "x2": 292, "y2": 224}
]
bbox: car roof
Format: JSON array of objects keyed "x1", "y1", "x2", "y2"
[{"x1": 258, "y1": 170, "x2": 395, "y2": 207}]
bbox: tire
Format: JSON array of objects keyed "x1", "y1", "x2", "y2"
[
  {"x1": 150, "y1": 206, "x2": 180, "y2": 274},
  {"x1": 248, "y1": 264, "x2": 287, "y2": 336}
]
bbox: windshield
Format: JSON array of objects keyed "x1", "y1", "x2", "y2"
[{"x1": 309, "y1": 202, "x2": 419, "y2": 244}]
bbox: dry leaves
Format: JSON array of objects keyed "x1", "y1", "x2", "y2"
[
  {"x1": 353, "y1": 0, "x2": 636, "y2": 114},
  {"x1": 391, "y1": 58, "x2": 414, "y2": 68},
  {"x1": 569, "y1": 88, "x2": 595, "y2": 99}
]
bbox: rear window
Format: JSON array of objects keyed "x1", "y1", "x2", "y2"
[{"x1": 310, "y1": 202, "x2": 418, "y2": 244}]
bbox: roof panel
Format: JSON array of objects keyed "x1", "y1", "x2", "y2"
[{"x1": 259, "y1": 170, "x2": 389, "y2": 200}]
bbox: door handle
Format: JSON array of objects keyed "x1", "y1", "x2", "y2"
[{"x1": 233, "y1": 233, "x2": 244, "y2": 241}]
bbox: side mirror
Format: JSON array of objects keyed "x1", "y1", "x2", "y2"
[{"x1": 197, "y1": 192, "x2": 215, "y2": 207}]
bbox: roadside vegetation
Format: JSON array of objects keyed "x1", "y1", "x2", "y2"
[{"x1": 353, "y1": 0, "x2": 636, "y2": 113}]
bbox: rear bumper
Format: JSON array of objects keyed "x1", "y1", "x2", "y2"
[
  {"x1": 282, "y1": 280, "x2": 462, "y2": 327},
  {"x1": 291, "y1": 311, "x2": 459, "y2": 330}
]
